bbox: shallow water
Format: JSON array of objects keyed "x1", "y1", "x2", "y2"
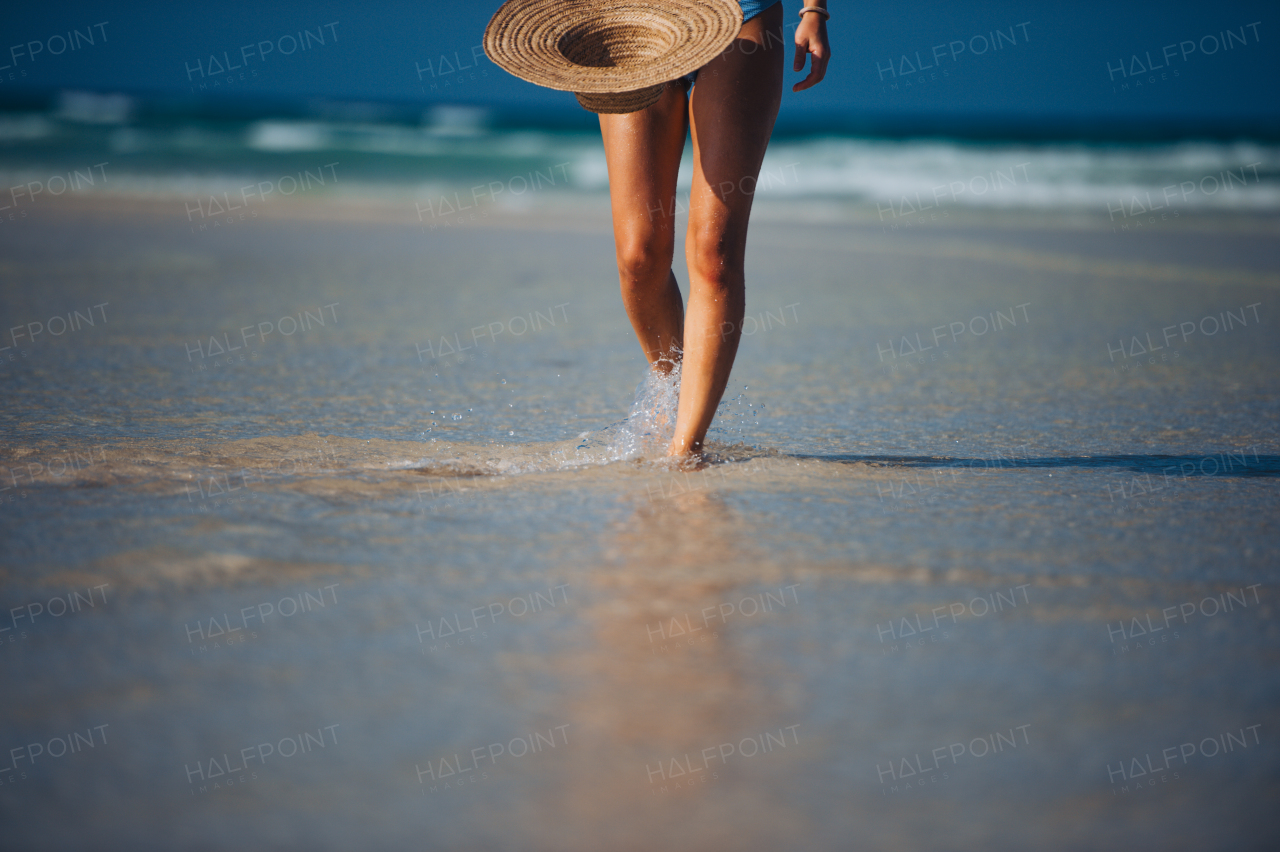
[{"x1": 1, "y1": 190, "x2": 1278, "y2": 849}]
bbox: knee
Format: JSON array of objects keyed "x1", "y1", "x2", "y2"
[
  {"x1": 686, "y1": 225, "x2": 744, "y2": 292},
  {"x1": 616, "y1": 234, "x2": 674, "y2": 289}
]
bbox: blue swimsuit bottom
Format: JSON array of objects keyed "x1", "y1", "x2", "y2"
[
  {"x1": 738, "y1": 0, "x2": 782, "y2": 23},
  {"x1": 681, "y1": 1, "x2": 781, "y2": 88}
]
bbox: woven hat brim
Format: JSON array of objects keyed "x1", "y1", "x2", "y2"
[
  {"x1": 575, "y1": 84, "x2": 666, "y2": 114},
  {"x1": 484, "y1": 0, "x2": 743, "y2": 94}
]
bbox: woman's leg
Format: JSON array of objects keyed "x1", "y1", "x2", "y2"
[
  {"x1": 670, "y1": 4, "x2": 785, "y2": 457},
  {"x1": 598, "y1": 82, "x2": 690, "y2": 372}
]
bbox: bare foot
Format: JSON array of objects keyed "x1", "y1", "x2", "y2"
[{"x1": 664, "y1": 444, "x2": 708, "y2": 470}]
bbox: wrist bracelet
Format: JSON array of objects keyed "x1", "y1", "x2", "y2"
[{"x1": 799, "y1": 6, "x2": 830, "y2": 20}]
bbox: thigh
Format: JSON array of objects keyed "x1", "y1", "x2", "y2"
[
  {"x1": 597, "y1": 82, "x2": 689, "y2": 251},
  {"x1": 686, "y1": 4, "x2": 785, "y2": 259}
]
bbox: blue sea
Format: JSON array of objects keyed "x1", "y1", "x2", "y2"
[{"x1": 2, "y1": 91, "x2": 1278, "y2": 217}]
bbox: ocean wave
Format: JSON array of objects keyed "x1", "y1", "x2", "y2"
[
  {"x1": 2, "y1": 108, "x2": 1278, "y2": 211},
  {"x1": 747, "y1": 138, "x2": 1280, "y2": 211}
]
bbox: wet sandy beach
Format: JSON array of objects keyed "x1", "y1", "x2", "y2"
[{"x1": 1, "y1": 190, "x2": 1278, "y2": 849}]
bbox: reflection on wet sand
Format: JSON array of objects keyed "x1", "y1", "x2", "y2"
[{"x1": 528, "y1": 488, "x2": 810, "y2": 848}]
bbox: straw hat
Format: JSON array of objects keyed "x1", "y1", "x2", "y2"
[{"x1": 484, "y1": 0, "x2": 744, "y2": 114}]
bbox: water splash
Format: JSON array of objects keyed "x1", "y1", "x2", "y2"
[
  {"x1": 614, "y1": 358, "x2": 682, "y2": 459},
  {"x1": 707, "y1": 386, "x2": 766, "y2": 447},
  {"x1": 573, "y1": 358, "x2": 683, "y2": 464},
  {"x1": 406, "y1": 358, "x2": 767, "y2": 476}
]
